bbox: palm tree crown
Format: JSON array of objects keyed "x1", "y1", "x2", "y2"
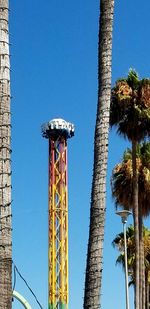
[
  {"x1": 111, "y1": 142, "x2": 150, "y2": 217},
  {"x1": 110, "y1": 69, "x2": 150, "y2": 141},
  {"x1": 112, "y1": 225, "x2": 150, "y2": 284},
  {"x1": 110, "y1": 69, "x2": 150, "y2": 309}
]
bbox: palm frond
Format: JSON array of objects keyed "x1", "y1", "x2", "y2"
[
  {"x1": 127, "y1": 69, "x2": 139, "y2": 90},
  {"x1": 129, "y1": 279, "x2": 135, "y2": 287},
  {"x1": 111, "y1": 142, "x2": 150, "y2": 217},
  {"x1": 110, "y1": 69, "x2": 150, "y2": 141},
  {"x1": 113, "y1": 225, "x2": 150, "y2": 277}
]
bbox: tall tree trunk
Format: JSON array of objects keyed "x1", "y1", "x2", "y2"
[
  {"x1": 83, "y1": 1, "x2": 114, "y2": 308},
  {"x1": 145, "y1": 272, "x2": 149, "y2": 309},
  {"x1": 138, "y1": 211, "x2": 145, "y2": 309},
  {"x1": 134, "y1": 283, "x2": 136, "y2": 309},
  {"x1": 139, "y1": 207, "x2": 142, "y2": 309},
  {"x1": 142, "y1": 241, "x2": 145, "y2": 309},
  {"x1": 132, "y1": 140, "x2": 139, "y2": 309},
  {"x1": 139, "y1": 212, "x2": 145, "y2": 309},
  {"x1": 0, "y1": 1, "x2": 12, "y2": 308},
  {"x1": 148, "y1": 283, "x2": 150, "y2": 309}
]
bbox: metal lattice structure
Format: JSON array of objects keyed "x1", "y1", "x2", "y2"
[{"x1": 42, "y1": 118, "x2": 74, "y2": 309}]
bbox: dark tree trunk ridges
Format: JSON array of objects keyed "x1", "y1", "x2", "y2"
[
  {"x1": 84, "y1": 1, "x2": 114, "y2": 308},
  {"x1": 132, "y1": 140, "x2": 139, "y2": 309},
  {"x1": 0, "y1": 0, "x2": 12, "y2": 308}
]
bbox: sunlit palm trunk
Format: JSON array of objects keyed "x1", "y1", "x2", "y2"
[
  {"x1": 0, "y1": 0, "x2": 12, "y2": 308},
  {"x1": 138, "y1": 211, "x2": 145, "y2": 309},
  {"x1": 83, "y1": 1, "x2": 114, "y2": 308},
  {"x1": 142, "y1": 241, "x2": 145, "y2": 309},
  {"x1": 132, "y1": 140, "x2": 139, "y2": 309},
  {"x1": 139, "y1": 214, "x2": 142, "y2": 309},
  {"x1": 145, "y1": 272, "x2": 149, "y2": 309}
]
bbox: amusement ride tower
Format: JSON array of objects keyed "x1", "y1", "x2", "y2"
[{"x1": 42, "y1": 118, "x2": 74, "y2": 309}]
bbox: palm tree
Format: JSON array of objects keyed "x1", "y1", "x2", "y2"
[
  {"x1": 112, "y1": 225, "x2": 135, "y2": 283},
  {"x1": 110, "y1": 70, "x2": 150, "y2": 309},
  {"x1": 83, "y1": 1, "x2": 115, "y2": 308},
  {"x1": 111, "y1": 143, "x2": 150, "y2": 214},
  {"x1": 111, "y1": 142, "x2": 150, "y2": 308},
  {"x1": 144, "y1": 234, "x2": 150, "y2": 309},
  {"x1": 0, "y1": 1, "x2": 12, "y2": 308},
  {"x1": 112, "y1": 225, "x2": 150, "y2": 309}
]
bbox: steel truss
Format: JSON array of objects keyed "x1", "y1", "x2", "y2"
[{"x1": 48, "y1": 136, "x2": 68, "y2": 309}]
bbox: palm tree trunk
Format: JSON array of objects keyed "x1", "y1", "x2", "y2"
[
  {"x1": 134, "y1": 283, "x2": 136, "y2": 309},
  {"x1": 139, "y1": 211, "x2": 145, "y2": 309},
  {"x1": 132, "y1": 140, "x2": 139, "y2": 309},
  {"x1": 142, "y1": 239, "x2": 145, "y2": 309},
  {"x1": 139, "y1": 215, "x2": 142, "y2": 309},
  {"x1": 0, "y1": 1, "x2": 12, "y2": 308},
  {"x1": 145, "y1": 272, "x2": 149, "y2": 309},
  {"x1": 148, "y1": 283, "x2": 150, "y2": 309},
  {"x1": 83, "y1": 1, "x2": 114, "y2": 308}
]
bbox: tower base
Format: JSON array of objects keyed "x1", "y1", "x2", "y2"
[{"x1": 49, "y1": 303, "x2": 67, "y2": 309}]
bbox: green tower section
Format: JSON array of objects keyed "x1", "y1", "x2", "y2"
[{"x1": 49, "y1": 303, "x2": 68, "y2": 309}]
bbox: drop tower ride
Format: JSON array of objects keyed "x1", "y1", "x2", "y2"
[{"x1": 42, "y1": 118, "x2": 74, "y2": 309}]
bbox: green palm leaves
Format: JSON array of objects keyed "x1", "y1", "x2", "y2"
[
  {"x1": 110, "y1": 69, "x2": 150, "y2": 141},
  {"x1": 112, "y1": 225, "x2": 150, "y2": 288},
  {"x1": 110, "y1": 69, "x2": 150, "y2": 309},
  {"x1": 111, "y1": 142, "x2": 150, "y2": 217}
]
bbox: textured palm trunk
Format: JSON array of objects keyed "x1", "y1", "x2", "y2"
[
  {"x1": 145, "y1": 272, "x2": 149, "y2": 309},
  {"x1": 139, "y1": 209, "x2": 142, "y2": 309},
  {"x1": 83, "y1": 1, "x2": 114, "y2": 308},
  {"x1": 148, "y1": 283, "x2": 150, "y2": 309},
  {"x1": 0, "y1": 1, "x2": 12, "y2": 308},
  {"x1": 138, "y1": 213, "x2": 145, "y2": 309},
  {"x1": 132, "y1": 140, "x2": 139, "y2": 309},
  {"x1": 141, "y1": 240, "x2": 145, "y2": 309},
  {"x1": 134, "y1": 283, "x2": 136, "y2": 308},
  {"x1": 142, "y1": 244, "x2": 146, "y2": 309}
]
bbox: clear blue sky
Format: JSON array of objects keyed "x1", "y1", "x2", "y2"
[{"x1": 10, "y1": 0, "x2": 150, "y2": 308}]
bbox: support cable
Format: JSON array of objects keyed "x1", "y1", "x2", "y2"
[{"x1": 12, "y1": 262, "x2": 44, "y2": 309}]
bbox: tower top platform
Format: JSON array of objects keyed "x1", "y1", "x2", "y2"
[{"x1": 42, "y1": 118, "x2": 75, "y2": 139}]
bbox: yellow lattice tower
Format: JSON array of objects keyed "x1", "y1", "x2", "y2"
[{"x1": 42, "y1": 118, "x2": 74, "y2": 309}]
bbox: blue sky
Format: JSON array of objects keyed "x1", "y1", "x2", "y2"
[{"x1": 9, "y1": 0, "x2": 150, "y2": 308}]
